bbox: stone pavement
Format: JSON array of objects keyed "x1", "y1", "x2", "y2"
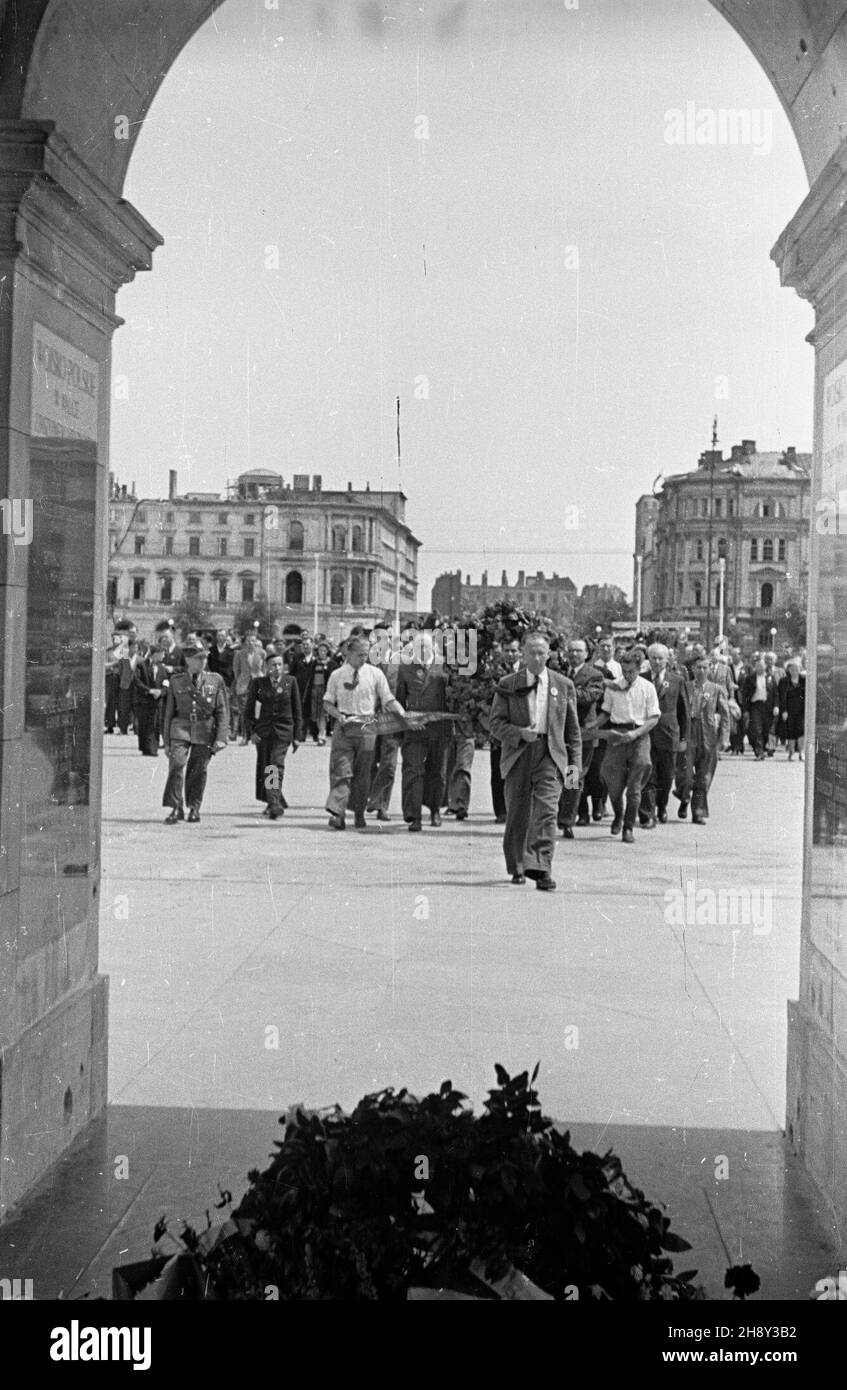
[{"x1": 0, "y1": 736, "x2": 840, "y2": 1298}]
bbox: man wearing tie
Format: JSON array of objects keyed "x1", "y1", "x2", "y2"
[
  {"x1": 133, "y1": 641, "x2": 169, "y2": 756},
  {"x1": 640, "y1": 642, "x2": 690, "y2": 827},
  {"x1": 489, "y1": 637, "x2": 521, "y2": 822},
  {"x1": 557, "y1": 637, "x2": 605, "y2": 836},
  {"x1": 688, "y1": 655, "x2": 731, "y2": 823},
  {"x1": 489, "y1": 631, "x2": 581, "y2": 891}
]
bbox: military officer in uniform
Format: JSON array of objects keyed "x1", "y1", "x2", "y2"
[{"x1": 162, "y1": 640, "x2": 229, "y2": 823}]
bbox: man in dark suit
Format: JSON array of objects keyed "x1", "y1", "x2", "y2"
[
  {"x1": 557, "y1": 638, "x2": 605, "y2": 837},
  {"x1": 396, "y1": 634, "x2": 450, "y2": 829},
  {"x1": 133, "y1": 641, "x2": 169, "y2": 755},
  {"x1": 740, "y1": 656, "x2": 779, "y2": 760},
  {"x1": 244, "y1": 653, "x2": 303, "y2": 819},
  {"x1": 489, "y1": 637, "x2": 521, "y2": 822},
  {"x1": 489, "y1": 631, "x2": 581, "y2": 891},
  {"x1": 640, "y1": 642, "x2": 690, "y2": 826},
  {"x1": 687, "y1": 655, "x2": 731, "y2": 823},
  {"x1": 289, "y1": 634, "x2": 319, "y2": 742}
]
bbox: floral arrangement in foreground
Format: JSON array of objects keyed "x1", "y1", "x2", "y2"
[{"x1": 140, "y1": 1066, "x2": 760, "y2": 1301}]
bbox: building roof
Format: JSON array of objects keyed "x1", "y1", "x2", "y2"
[{"x1": 663, "y1": 448, "x2": 811, "y2": 489}]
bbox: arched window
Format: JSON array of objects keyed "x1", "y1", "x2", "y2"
[
  {"x1": 285, "y1": 571, "x2": 303, "y2": 604},
  {"x1": 717, "y1": 537, "x2": 727, "y2": 559},
  {"x1": 761, "y1": 582, "x2": 774, "y2": 609},
  {"x1": 351, "y1": 572, "x2": 363, "y2": 606},
  {"x1": 330, "y1": 572, "x2": 345, "y2": 606},
  {"x1": 762, "y1": 538, "x2": 773, "y2": 562},
  {"x1": 289, "y1": 520, "x2": 304, "y2": 552},
  {"x1": 332, "y1": 525, "x2": 346, "y2": 554}
]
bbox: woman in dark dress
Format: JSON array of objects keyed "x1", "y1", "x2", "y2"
[
  {"x1": 778, "y1": 660, "x2": 805, "y2": 760},
  {"x1": 310, "y1": 642, "x2": 334, "y2": 745},
  {"x1": 244, "y1": 654, "x2": 304, "y2": 818}
]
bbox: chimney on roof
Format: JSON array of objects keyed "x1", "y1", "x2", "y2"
[
  {"x1": 730, "y1": 444, "x2": 743, "y2": 461},
  {"x1": 347, "y1": 481, "x2": 353, "y2": 491},
  {"x1": 313, "y1": 474, "x2": 322, "y2": 491},
  {"x1": 518, "y1": 570, "x2": 525, "y2": 586},
  {"x1": 536, "y1": 570, "x2": 543, "y2": 581},
  {"x1": 501, "y1": 569, "x2": 508, "y2": 586},
  {"x1": 168, "y1": 469, "x2": 177, "y2": 500},
  {"x1": 742, "y1": 439, "x2": 756, "y2": 455},
  {"x1": 784, "y1": 446, "x2": 797, "y2": 463},
  {"x1": 481, "y1": 570, "x2": 488, "y2": 587}
]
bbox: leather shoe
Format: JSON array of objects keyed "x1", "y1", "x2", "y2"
[
  {"x1": 562, "y1": 826, "x2": 574, "y2": 839},
  {"x1": 268, "y1": 806, "x2": 283, "y2": 820},
  {"x1": 455, "y1": 809, "x2": 467, "y2": 821},
  {"x1": 678, "y1": 802, "x2": 689, "y2": 819},
  {"x1": 376, "y1": 810, "x2": 391, "y2": 822},
  {"x1": 622, "y1": 827, "x2": 634, "y2": 843},
  {"x1": 576, "y1": 816, "x2": 590, "y2": 827},
  {"x1": 495, "y1": 814, "x2": 507, "y2": 824},
  {"x1": 408, "y1": 820, "x2": 422, "y2": 832},
  {"x1": 592, "y1": 810, "x2": 604, "y2": 822},
  {"x1": 328, "y1": 814, "x2": 346, "y2": 830},
  {"x1": 641, "y1": 816, "x2": 657, "y2": 829},
  {"x1": 692, "y1": 815, "x2": 706, "y2": 825},
  {"x1": 610, "y1": 818, "x2": 622, "y2": 835},
  {"x1": 510, "y1": 873, "x2": 526, "y2": 884},
  {"x1": 658, "y1": 809, "x2": 668, "y2": 824},
  {"x1": 430, "y1": 811, "x2": 442, "y2": 827},
  {"x1": 187, "y1": 809, "x2": 200, "y2": 823},
  {"x1": 354, "y1": 814, "x2": 367, "y2": 829},
  {"x1": 164, "y1": 809, "x2": 184, "y2": 824},
  {"x1": 534, "y1": 875, "x2": 557, "y2": 891}
]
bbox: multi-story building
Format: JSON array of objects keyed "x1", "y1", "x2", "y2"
[
  {"x1": 107, "y1": 470, "x2": 420, "y2": 640},
  {"x1": 634, "y1": 439, "x2": 811, "y2": 648},
  {"x1": 431, "y1": 569, "x2": 577, "y2": 626}
]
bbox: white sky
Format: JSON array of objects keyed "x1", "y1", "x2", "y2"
[{"x1": 111, "y1": 0, "x2": 813, "y2": 608}]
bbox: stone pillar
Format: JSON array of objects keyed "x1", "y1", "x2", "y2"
[
  {"x1": 0, "y1": 120, "x2": 160, "y2": 1216},
  {"x1": 774, "y1": 137, "x2": 847, "y2": 1240}
]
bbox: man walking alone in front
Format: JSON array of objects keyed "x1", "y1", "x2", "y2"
[
  {"x1": 596, "y1": 648, "x2": 660, "y2": 844},
  {"x1": 489, "y1": 631, "x2": 581, "y2": 891}
]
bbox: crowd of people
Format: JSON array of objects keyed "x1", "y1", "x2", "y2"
[{"x1": 102, "y1": 617, "x2": 805, "y2": 890}]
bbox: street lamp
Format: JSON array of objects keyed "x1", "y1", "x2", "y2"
[{"x1": 770, "y1": 626, "x2": 777, "y2": 650}]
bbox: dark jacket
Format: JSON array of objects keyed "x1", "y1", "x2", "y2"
[
  {"x1": 648, "y1": 669, "x2": 690, "y2": 751},
  {"x1": 740, "y1": 670, "x2": 779, "y2": 713},
  {"x1": 395, "y1": 662, "x2": 448, "y2": 714},
  {"x1": 688, "y1": 679, "x2": 731, "y2": 749},
  {"x1": 489, "y1": 668, "x2": 581, "y2": 781},
  {"x1": 290, "y1": 653, "x2": 316, "y2": 703},
  {"x1": 133, "y1": 657, "x2": 169, "y2": 704},
  {"x1": 564, "y1": 661, "x2": 605, "y2": 745},
  {"x1": 244, "y1": 674, "x2": 304, "y2": 744},
  {"x1": 207, "y1": 643, "x2": 235, "y2": 684}
]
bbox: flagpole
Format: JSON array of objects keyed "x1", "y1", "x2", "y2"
[{"x1": 395, "y1": 396, "x2": 401, "y2": 629}]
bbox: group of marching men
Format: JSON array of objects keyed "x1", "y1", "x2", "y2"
[{"x1": 106, "y1": 619, "x2": 804, "y2": 891}]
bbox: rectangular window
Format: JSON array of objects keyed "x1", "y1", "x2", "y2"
[
  {"x1": 160, "y1": 577, "x2": 172, "y2": 603},
  {"x1": 132, "y1": 578, "x2": 145, "y2": 602},
  {"x1": 245, "y1": 514, "x2": 255, "y2": 526},
  {"x1": 187, "y1": 577, "x2": 200, "y2": 600},
  {"x1": 778, "y1": 538, "x2": 786, "y2": 562},
  {"x1": 244, "y1": 537, "x2": 255, "y2": 557},
  {"x1": 700, "y1": 499, "x2": 708, "y2": 517},
  {"x1": 714, "y1": 498, "x2": 722, "y2": 517},
  {"x1": 136, "y1": 510, "x2": 147, "y2": 524},
  {"x1": 750, "y1": 538, "x2": 758, "y2": 562},
  {"x1": 218, "y1": 579, "x2": 228, "y2": 603},
  {"x1": 728, "y1": 497, "x2": 735, "y2": 517},
  {"x1": 107, "y1": 576, "x2": 118, "y2": 607},
  {"x1": 188, "y1": 511, "x2": 201, "y2": 525},
  {"x1": 218, "y1": 513, "x2": 229, "y2": 525},
  {"x1": 189, "y1": 536, "x2": 200, "y2": 557},
  {"x1": 218, "y1": 537, "x2": 228, "y2": 556},
  {"x1": 164, "y1": 535, "x2": 174, "y2": 556},
  {"x1": 134, "y1": 535, "x2": 144, "y2": 555},
  {"x1": 166, "y1": 511, "x2": 174, "y2": 523},
  {"x1": 242, "y1": 578, "x2": 255, "y2": 603}
]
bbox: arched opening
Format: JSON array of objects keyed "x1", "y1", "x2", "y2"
[
  {"x1": 330, "y1": 572, "x2": 345, "y2": 607},
  {"x1": 285, "y1": 570, "x2": 303, "y2": 605},
  {"x1": 289, "y1": 520, "x2": 304, "y2": 552},
  {"x1": 761, "y1": 581, "x2": 774, "y2": 609},
  {"x1": 5, "y1": 0, "x2": 847, "y2": 1275}
]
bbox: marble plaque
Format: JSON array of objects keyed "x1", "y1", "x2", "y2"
[{"x1": 31, "y1": 323, "x2": 99, "y2": 442}]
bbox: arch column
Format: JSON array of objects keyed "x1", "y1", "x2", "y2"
[
  {"x1": 0, "y1": 120, "x2": 160, "y2": 1215},
  {"x1": 774, "y1": 136, "x2": 847, "y2": 1238}
]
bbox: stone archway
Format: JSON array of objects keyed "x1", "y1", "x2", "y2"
[{"x1": 1, "y1": 0, "x2": 847, "y2": 1228}]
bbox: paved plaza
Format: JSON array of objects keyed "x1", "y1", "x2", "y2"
[{"x1": 1, "y1": 738, "x2": 839, "y2": 1299}]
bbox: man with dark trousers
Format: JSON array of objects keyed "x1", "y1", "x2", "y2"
[
  {"x1": 640, "y1": 642, "x2": 690, "y2": 827},
  {"x1": 557, "y1": 637, "x2": 605, "y2": 837},
  {"x1": 596, "y1": 648, "x2": 660, "y2": 844},
  {"x1": 162, "y1": 640, "x2": 229, "y2": 823},
  {"x1": 244, "y1": 652, "x2": 303, "y2": 819},
  {"x1": 133, "y1": 640, "x2": 169, "y2": 755},
  {"x1": 489, "y1": 637, "x2": 521, "y2": 822},
  {"x1": 741, "y1": 655, "x2": 780, "y2": 760},
  {"x1": 687, "y1": 655, "x2": 731, "y2": 823},
  {"x1": 489, "y1": 631, "x2": 581, "y2": 891},
  {"x1": 395, "y1": 632, "x2": 450, "y2": 831}
]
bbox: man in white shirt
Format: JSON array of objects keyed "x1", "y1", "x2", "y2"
[
  {"x1": 323, "y1": 636, "x2": 406, "y2": 829},
  {"x1": 596, "y1": 648, "x2": 660, "y2": 843},
  {"x1": 595, "y1": 635, "x2": 622, "y2": 681}
]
